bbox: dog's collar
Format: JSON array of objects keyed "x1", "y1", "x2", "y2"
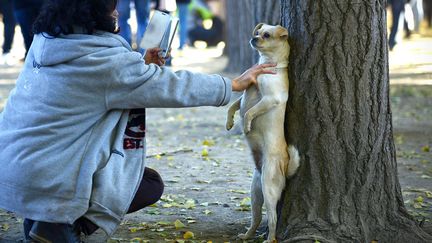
[{"x1": 275, "y1": 65, "x2": 288, "y2": 69}]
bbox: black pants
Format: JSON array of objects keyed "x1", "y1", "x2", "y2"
[
  {"x1": 77, "y1": 167, "x2": 164, "y2": 235},
  {"x1": 0, "y1": 0, "x2": 16, "y2": 53}
]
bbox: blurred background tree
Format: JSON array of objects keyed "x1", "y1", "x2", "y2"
[{"x1": 224, "y1": 0, "x2": 279, "y2": 73}]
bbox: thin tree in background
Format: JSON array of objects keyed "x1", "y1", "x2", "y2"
[{"x1": 224, "y1": 0, "x2": 280, "y2": 73}]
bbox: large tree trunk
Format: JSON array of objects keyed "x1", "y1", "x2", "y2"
[
  {"x1": 224, "y1": 0, "x2": 280, "y2": 73},
  {"x1": 279, "y1": 0, "x2": 432, "y2": 242}
]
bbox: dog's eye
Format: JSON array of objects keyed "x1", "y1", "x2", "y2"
[{"x1": 263, "y1": 32, "x2": 271, "y2": 38}]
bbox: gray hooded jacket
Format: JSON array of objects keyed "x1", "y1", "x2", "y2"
[{"x1": 0, "y1": 31, "x2": 231, "y2": 234}]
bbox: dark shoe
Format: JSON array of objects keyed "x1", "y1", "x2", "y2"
[
  {"x1": 23, "y1": 218, "x2": 35, "y2": 242},
  {"x1": 29, "y1": 221, "x2": 82, "y2": 243}
]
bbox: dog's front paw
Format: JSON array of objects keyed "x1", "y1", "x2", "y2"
[
  {"x1": 226, "y1": 119, "x2": 234, "y2": 131},
  {"x1": 243, "y1": 120, "x2": 252, "y2": 134}
]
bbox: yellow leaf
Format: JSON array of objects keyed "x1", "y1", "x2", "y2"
[
  {"x1": 1, "y1": 223, "x2": 10, "y2": 231},
  {"x1": 202, "y1": 139, "x2": 215, "y2": 146},
  {"x1": 162, "y1": 203, "x2": 173, "y2": 208},
  {"x1": 201, "y1": 148, "x2": 209, "y2": 157},
  {"x1": 155, "y1": 154, "x2": 162, "y2": 160},
  {"x1": 129, "y1": 227, "x2": 138, "y2": 233},
  {"x1": 174, "y1": 219, "x2": 185, "y2": 229},
  {"x1": 240, "y1": 197, "x2": 251, "y2": 207},
  {"x1": 184, "y1": 199, "x2": 196, "y2": 209},
  {"x1": 421, "y1": 145, "x2": 430, "y2": 152},
  {"x1": 415, "y1": 196, "x2": 424, "y2": 203},
  {"x1": 425, "y1": 191, "x2": 432, "y2": 198},
  {"x1": 183, "y1": 231, "x2": 194, "y2": 239}
]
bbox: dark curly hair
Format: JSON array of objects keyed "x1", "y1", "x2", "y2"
[{"x1": 33, "y1": 0, "x2": 119, "y2": 37}]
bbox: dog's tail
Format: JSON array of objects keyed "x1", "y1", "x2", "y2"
[{"x1": 286, "y1": 145, "x2": 300, "y2": 177}]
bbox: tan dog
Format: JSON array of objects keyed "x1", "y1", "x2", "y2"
[{"x1": 226, "y1": 23, "x2": 300, "y2": 242}]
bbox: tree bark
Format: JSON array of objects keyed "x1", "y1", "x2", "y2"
[
  {"x1": 279, "y1": 0, "x2": 432, "y2": 242},
  {"x1": 224, "y1": 0, "x2": 280, "y2": 73}
]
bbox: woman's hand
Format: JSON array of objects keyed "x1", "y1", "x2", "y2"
[
  {"x1": 231, "y1": 63, "x2": 277, "y2": 92},
  {"x1": 144, "y1": 48, "x2": 166, "y2": 66}
]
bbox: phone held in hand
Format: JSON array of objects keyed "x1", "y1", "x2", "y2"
[{"x1": 140, "y1": 10, "x2": 179, "y2": 58}]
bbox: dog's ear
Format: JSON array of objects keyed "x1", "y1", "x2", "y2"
[
  {"x1": 276, "y1": 25, "x2": 288, "y2": 40},
  {"x1": 253, "y1": 23, "x2": 265, "y2": 36}
]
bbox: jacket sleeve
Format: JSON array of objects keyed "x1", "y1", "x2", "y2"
[{"x1": 104, "y1": 51, "x2": 232, "y2": 110}]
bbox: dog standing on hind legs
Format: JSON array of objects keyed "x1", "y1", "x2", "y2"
[{"x1": 226, "y1": 23, "x2": 300, "y2": 243}]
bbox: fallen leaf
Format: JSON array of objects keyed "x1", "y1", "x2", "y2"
[
  {"x1": 227, "y1": 189, "x2": 248, "y2": 194},
  {"x1": 174, "y1": 219, "x2": 185, "y2": 229},
  {"x1": 202, "y1": 139, "x2": 215, "y2": 146},
  {"x1": 1, "y1": 223, "x2": 9, "y2": 231},
  {"x1": 183, "y1": 231, "x2": 194, "y2": 239},
  {"x1": 203, "y1": 209, "x2": 212, "y2": 215},
  {"x1": 184, "y1": 199, "x2": 196, "y2": 209},
  {"x1": 413, "y1": 202, "x2": 423, "y2": 209},
  {"x1": 415, "y1": 196, "x2": 424, "y2": 203},
  {"x1": 425, "y1": 191, "x2": 432, "y2": 198},
  {"x1": 240, "y1": 197, "x2": 251, "y2": 207},
  {"x1": 163, "y1": 203, "x2": 173, "y2": 208},
  {"x1": 196, "y1": 179, "x2": 212, "y2": 184},
  {"x1": 201, "y1": 148, "x2": 209, "y2": 157},
  {"x1": 421, "y1": 145, "x2": 430, "y2": 152},
  {"x1": 156, "y1": 221, "x2": 171, "y2": 226}
]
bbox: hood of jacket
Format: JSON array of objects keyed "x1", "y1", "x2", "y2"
[{"x1": 31, "y1": 29, "x2": 133, "y2": 67}]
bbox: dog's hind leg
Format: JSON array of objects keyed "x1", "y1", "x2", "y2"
[
  {"x1": 261, "y1": 160, "x2": 286, "y2": 242},
  {"x1": 238, "y1": 169, "x2": 264, "y2": 240},
  {"x1": 226, "y1": 96, "x2": 242, "y2": 130}
]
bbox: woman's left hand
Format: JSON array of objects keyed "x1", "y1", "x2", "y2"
[{"x1": 144, "y1": 48, "x2": 166, "y2": 66}]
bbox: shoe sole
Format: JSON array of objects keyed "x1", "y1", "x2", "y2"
[{"x1": 29, "y1": 231, "x2": 52, "y2": 243}]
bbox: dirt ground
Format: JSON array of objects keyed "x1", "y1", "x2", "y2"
[{"x1": 0, "y1": 29, "x2": 431, "y2": 243}]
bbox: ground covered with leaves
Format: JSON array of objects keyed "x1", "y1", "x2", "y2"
[{"x1": 0, "y1": 37, "x2": 431, "y2": 242}]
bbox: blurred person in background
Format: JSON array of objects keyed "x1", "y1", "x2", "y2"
[
  {"x1": 188, "y1": 0, "x2": 224, "y2": 47},
  {"x1": 388, "y1": 0, "x2": 406, "y2": 50},
  {"x1": 176, "y1": 0, "x2": 191, "y2": 50},
  {"x1": 0, "y1": 0, "x2": 16, "y2": 65},
  {"x1": 117, "y1": 0, "x2": 150, "y2": 53},
  {"x1": 424, "y1": 0, "x2": 432, "y2": 27},
  {"x1": 404, "y1": 0, "x2": 423, "y2": 38},
  {"x1": 13, "y1": 0, "x2": 44, "y2": 59}
]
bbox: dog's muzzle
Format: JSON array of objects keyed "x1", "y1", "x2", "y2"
[{"x1": 250, "y1": 37, "x2": 259, "y2": 48}]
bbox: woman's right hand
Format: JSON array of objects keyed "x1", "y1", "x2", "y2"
[{"x1": 231, "y1": 63, "x2": 277, "y2": 92}]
